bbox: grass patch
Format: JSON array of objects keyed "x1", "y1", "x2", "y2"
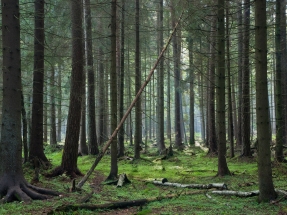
[{"x1": 1, "y1": 144, "x2": 287, "y2": 214}]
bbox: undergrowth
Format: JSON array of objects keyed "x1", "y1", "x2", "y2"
[{"x1": 1, "y1": 143, "x2": 286, "y2": 215}]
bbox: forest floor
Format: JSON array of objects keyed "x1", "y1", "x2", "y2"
[{"x1": 1, "y1": 142, "x2": 287, "y2": 214}]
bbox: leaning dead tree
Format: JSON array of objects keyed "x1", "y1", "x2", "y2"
[{"x1": 76, "y1": 12, "x2": 184, "y2": 189}]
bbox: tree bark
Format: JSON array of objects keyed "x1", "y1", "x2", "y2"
[
  {"x1": 29, "y1": 0, "x2": 49, "y2": 163},
  {"x1": 58, "y1": 0, "x2": 84, "y2": 177},
  {"x1": 106, "y1": 0, "x2": 118, "y2": 181},
  {"x1": 241, "y1": 0, "x2": 251, "y2": 157},
  {"x1": 0, "y1": 0, "x2": 59, "y2": 202},
  {"x1": 50, "y1": 66, "x2": 57, "y2": 146},
  {"x1": 216, "y1": 0, "x2": 230, "y2": 176},
  {"x1": 255, "y1": 0, "x2": 277, "y2": 202},
  {"x1": 134, "y1": 0, "x2": 142, "y2": 159},
  {"x1": 156, "y1": 0, "x2": 166, "y2": 153}
]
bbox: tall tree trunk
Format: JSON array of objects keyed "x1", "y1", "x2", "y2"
[
  {"x1": 226, "y1": 2, "x2": 234, "y2": 158},
  {"x1": 237, "y1": 0, "x2": 243, "y2": 146},
  {"x1": 188, "y1": 36, "x2": 194, "y2": 145},
  {"x1": 60, "y1": 0, "x2": 84, "y2": 176},
  {"x1": 156, "y1": 0, "x2": 166, "y2": 153},
  {"x1": 0, "y1": 0, "x2": 58, "y2": 202},
  {"x1": 50, "y1": 66, "x2": 57, "y2": 146},
  {"x1": 118, "y1": 0, "x2": 126, "y2": 157},
  {"x1": 255, "y1": 0, "x2": 277, "y2": 202},
  {"x1": 29, "y1": 0, "x2": 49, "y2": 163},
  {"x1": 170, "y1": 2, "x2": 183, "y2": 150},
  {"x1": 241, "y1": 0, "x2": 251, "y2": 157},
  {"x1": 207, "y1": 14, "x2": 217, "y2": 153},
  {"x1": 106, "y1": 0, "x2": 118, "y2": 180},
  {"x1": 216, "y1": 0, "x2": 230, "y2": 176},
  {"x1": 134, "y1": 0, "x2": 142, "y2": 159},
  {"x1": 84, "y1": 0, "x2": 98, "y2": 155},
  {"x1": 57, "y1": 67, "x2": 62, "y2": 142},
  {"x1": 21, "y1": 93, "x2": 29, "y2": 163}
]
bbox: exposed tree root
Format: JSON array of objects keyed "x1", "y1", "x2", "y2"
[
  {"x1": 0, "y1": 176, "x2": 59, "y2": 203},
  {"x1": 45, "y1": 166, "x2": 83, "y2": 179}
]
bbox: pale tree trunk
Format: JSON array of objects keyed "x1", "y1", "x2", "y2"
[
  {"x1": 106, "y1": 0, "x2": 118, "y2": 180},
  {"x1": 156, "y1": 0, "x2": 166, "y2": 153},
  {"x1": 241, "y1": 0, "x2": 251, "y2": 157},
  {"x1": 255, "y1": 0, "x2": 277, "y2": 202},
  {"x1": 216, "y1": 0, "x2": 230, "y2": 176},
  {"x1": 134, "y1": 0, "x2": 142, "y2": 159}
]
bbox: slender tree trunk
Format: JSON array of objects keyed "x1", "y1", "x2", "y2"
[
  {"x1": 241, "y1": 0, "x2": 251, "y2": 157},
  {"x1": 50, "y1": 66, "x2": 57, "y2": 146},
  {"x1": 156, "y1": 0, "x2": 166, "y2": 153},
  {"x1": 84, "y1": 0, "x2": 98, "y2": 155},
  {"x1": 57, "y1": 67, "x2": 62, "y2": 142},
  {"x1": 216, "y1": 0, "x2": 230, "y2": 176},
  {"x1": 134, "y1": 0, "x2": 142, "y2": 159},
  {"x1": 21, "y1": 93, "x2": 29, "y2": 163},
  {"x1": 237, "y1": 0, "x2": 243, "y2": 146},
  {"x1": 106, "y1": 0, "x2": 118, "y2": 180},
  {"x1": 188, "y1": 36, "x2": 194, "y2": 145},
  {"x1": 226, "y1": 3, "x2": 234, "y2": 158},
  {"x1": 29, "y1": 0, "x2": 49, "y2": 163},
  {"x1": 207, "y1": 14, "x2": 217, "y2": 154},
  {"x1": 118, "y1": 0, "x2": 126, "y2": 157},
  {"x1": 255, "y1": 0, "x2": 277, "y2": 202},
  {"x1": 170, "y1": 2, "x2": 183, "y2": 150}
]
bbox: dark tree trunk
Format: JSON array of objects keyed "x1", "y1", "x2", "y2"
[
  {"x1": 207, "y1": 14, "x2": 217, "y2": 154},
  {"x1": 106, "y1": 0, "x2": 118, "y2": 180},
  {"x1": 0, "y1": 0, "x2": 58, "y2": 202},
  {"x1": 58, "y1": 0, "x2": 84, "y2": 177},
  {"x1": 241, "y1": 0, "x2": 251, "y2": 157},
  {"x1": 216, "y1": 0, "x2": 230, "y2": 176},
  {"x1": 118, "y1": 0, "x2": 126, "y2": 157},
  {"x1": 57, "y1": 68, "x2": 62, "y2": 142},
  {"x1": 255, "y1": 0, "x2": 277, "y2": 202},
  {"x1": 188, "y1": 35, "x2": 194, "y2": 145},
  {"x1": 156, "y1": 0, "x2": 166, "y2": 153},
  {"x1": 226, "y1": 2, "x2": 234, "y2": 158},
  {"x1": 83, "y1": 0, "x2": 98, "y2": 155},
  {"x1": 50, "y1": 66, "x2": 57, "y2": 146},
  {"x1": 170, "y1": 2, "x2": 183, "y2": 150},
  {"x1": 29, "y1": 0, "x2": 49, "y2": 163},
  {"x1": 134, "y1": 0, "x2": 142, "y2": 159},
  {"x1": 237, "y1": 0, "x2": 243, "y2": 146},
  {"x1": 97, "y1": 15, "x2": 105, "y2": 146}
]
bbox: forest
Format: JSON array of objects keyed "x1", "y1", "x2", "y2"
[{"x1": 1, "y1": 0, "x2": 287, "y2": 214}]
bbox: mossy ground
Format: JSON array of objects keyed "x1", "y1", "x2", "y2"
[{"x1": 1, "y1": 143, "x2": 287, "y2": 214}]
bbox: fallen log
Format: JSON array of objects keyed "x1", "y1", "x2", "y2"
[
  {"x1": 152, "y1": 181, "x2": 228, "y2": 190},
  {"x1": 48, "y1": 190, "x2": 204, "y2": 214},
  {"x1": 211, "y1": 190, "x2": 259, "y2": 197}
]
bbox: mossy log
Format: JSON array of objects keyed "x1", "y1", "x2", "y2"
[{"x1": 48, "y1": 190, "x2": 204, "y2": 214}]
